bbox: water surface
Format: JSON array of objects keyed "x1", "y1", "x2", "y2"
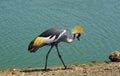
[{"x1": 0, "y1": 0, "x2": 120, "y2": 70}]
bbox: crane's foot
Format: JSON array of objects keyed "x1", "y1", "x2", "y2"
[
  {"x1": 44, "y1": 67, "x2": 48, "y2": 71},
  {"x1": 63, "y1": 65, "x2": 72, "y2": 70},
  {"x1": 64, "y1": 66, "x2": 67, "y2": 69},
  {"x1": 61, "y1": 65, "x2": 67, "y2": 70}
]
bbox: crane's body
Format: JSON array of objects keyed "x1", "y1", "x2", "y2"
[
  {"x1": 28, "y1": 26, "x2": 83, "y2": 70},
  {"x1": 28, "y1": 27, "x2": 73, "y2": 52}
]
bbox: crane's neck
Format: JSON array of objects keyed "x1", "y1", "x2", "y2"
[
  {"x1": 66, "y1": 35, "x2": 76, "y2": 43},
  {"x1": 66, "y1": 38, "x2": 73, "y2": 43},
  {"x1": 66, "y1": 33, "x2": 78, "y2": 43}
]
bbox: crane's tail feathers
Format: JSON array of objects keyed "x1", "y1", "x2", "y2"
[
  {"x1": 72, "y1": 25, "x2": 84, "y2": 34},
  {"x1": 28, "y1": 40, "x2": 37, "y2": 53},
  {"x1": 28, "y1": 37, "x2": 45, "y2": 53}
]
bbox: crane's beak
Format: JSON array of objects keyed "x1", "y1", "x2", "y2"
[{"x1": 77, "y1": 33, "x2": 81, "y2": 41}]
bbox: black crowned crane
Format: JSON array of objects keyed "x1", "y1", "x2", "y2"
[{"x1": 28, "y1": 26, "x2": 83, "y2": 70}]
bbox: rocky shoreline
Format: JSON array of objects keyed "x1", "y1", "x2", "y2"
[{"x1": 0, "y1": 62, "x2": 120, "y2": 76}]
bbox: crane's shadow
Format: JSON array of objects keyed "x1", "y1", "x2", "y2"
[
  {"x1": 20, "y1": 67, "x2": 71, "y2": 73},
  {"x1": 20, "y1": 68, "x2": 52, "y2": 72}
]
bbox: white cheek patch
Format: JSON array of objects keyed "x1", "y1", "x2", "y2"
[{"x1": 75, "y1": 34, "x2": 79, "y2": 37}]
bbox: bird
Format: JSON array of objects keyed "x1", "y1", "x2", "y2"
[{"x1": 28, "y1": 25, "x2": 84, "y2": 70}]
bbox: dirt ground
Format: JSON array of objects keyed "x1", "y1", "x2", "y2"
[{"x1": 0, "y1": 62, "x2": 120, "y2": 76}]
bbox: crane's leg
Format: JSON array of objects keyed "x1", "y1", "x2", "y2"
[
  {"x1": 45, "y1": 46, "x2": 53, "y2": 70},
  {"x1": 55, "y1": 44, "x2": 67, "y2": 69}
]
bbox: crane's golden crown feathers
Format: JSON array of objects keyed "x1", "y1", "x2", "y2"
[{"x1": 72, "y1": 25, "x2": 84, "y2": 34}]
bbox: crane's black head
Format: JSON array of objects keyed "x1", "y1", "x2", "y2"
[
  {"x1": 77, "y1": 33, "x2": 81, "y2": 40},
  {"x1": 73, "y1": 33, "x2": 81, "y2": 40}
]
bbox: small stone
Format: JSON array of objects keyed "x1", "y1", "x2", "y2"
[
  {"x1": 109, "y1": 50, "x2": 120, "y2": 62},
  {"x1": 11, "y1": 72, "x2": 16, "y2": 74},
  {"x1": 91, "y1": 61, "x2": 96, "y2": 63}
]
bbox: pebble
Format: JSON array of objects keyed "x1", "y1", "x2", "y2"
[{"x1": 109, "y1": 50, "x2": 120, "y2": 62}]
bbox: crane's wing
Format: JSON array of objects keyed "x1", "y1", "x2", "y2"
[{"x1": 39, "y1": 27, "x2": 67, "y2": 40}]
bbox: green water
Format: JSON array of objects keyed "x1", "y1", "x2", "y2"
[{"x1": 0, "y1": 0, "x2": 120, "y2": 70}]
